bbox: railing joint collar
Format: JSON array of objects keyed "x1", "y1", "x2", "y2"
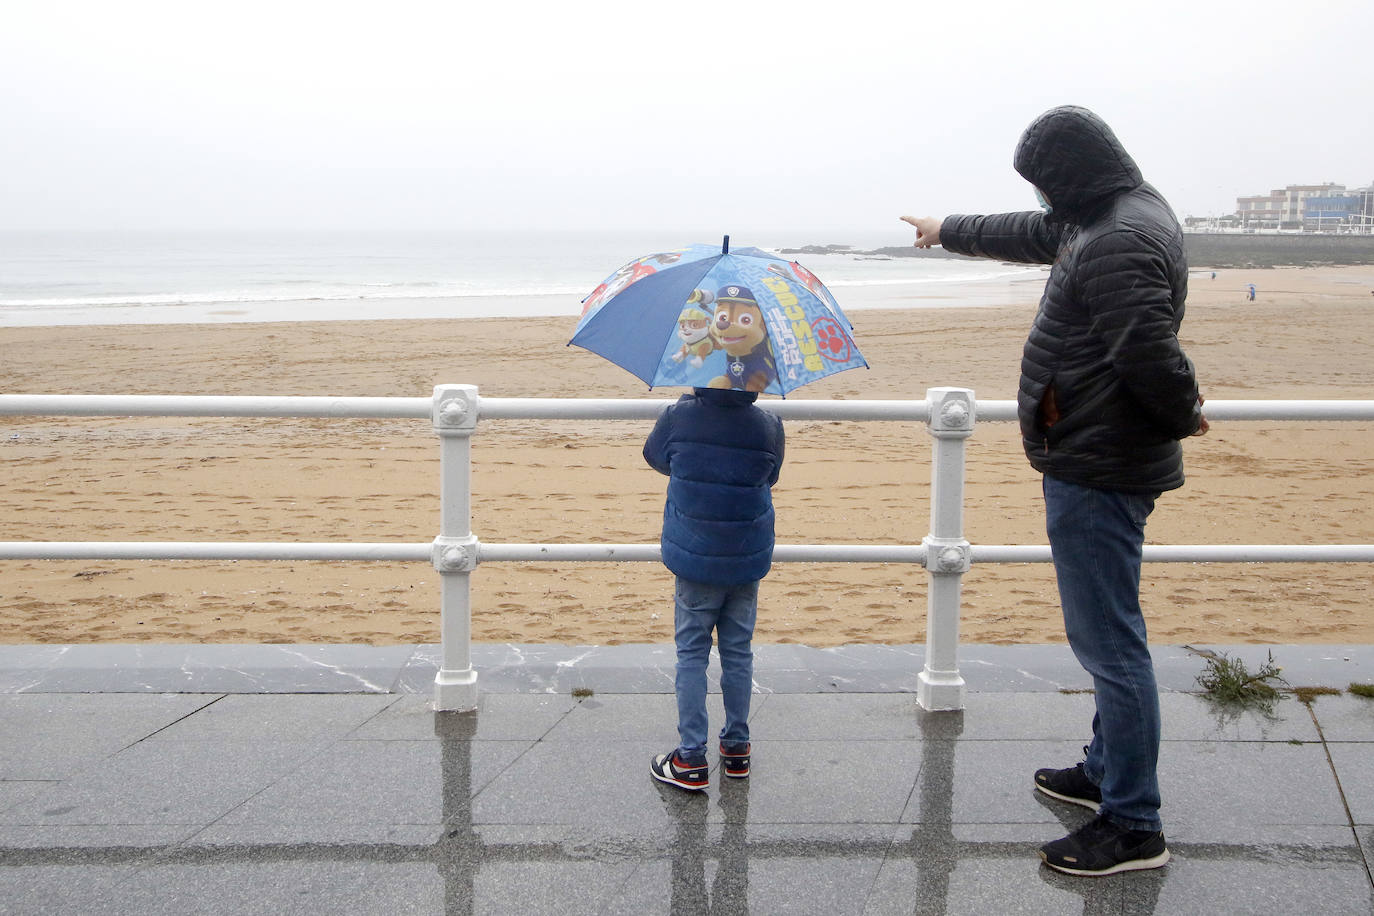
[
  {"x1": 432, "y1": 535, "x2": 480, "y2": 573},
  {"x1": 925, "y1": 387, "x2": 975, "y2": 437},
  {"x1": 922, "y1": 535, "x2": 971, "y2": 574},
  {"x1": 432, "y1": 385, "x2": 479, "y2": 433}
]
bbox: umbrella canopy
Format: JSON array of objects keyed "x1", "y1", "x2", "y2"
[{"x1": 570, "y1": 237, "x2": 866, "y2": 396}]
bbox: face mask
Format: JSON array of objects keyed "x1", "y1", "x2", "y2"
[{"x1": 1034, "y1": 188, "x2": 1052, "y2": 213}]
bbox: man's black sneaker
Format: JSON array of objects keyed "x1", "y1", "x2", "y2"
[
  {"x1": 719, "y1": 742, "x2": 750, "y2": 778},
  {"x1": 1034, "y1": 759, "x2": 1102, "y2": 810},
  {"x1": 650, "y1": 750, "x2": 708, "y2": 792},
  {"x1": 1040, "y1": 813, "x2": 1170, "y2": 876}
]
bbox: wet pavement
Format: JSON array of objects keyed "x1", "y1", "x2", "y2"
[{"x1": 1, "y1": 642, "x2": 1372, "y2": 914}]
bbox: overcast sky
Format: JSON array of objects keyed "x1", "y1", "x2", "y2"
[{"x1": 4, "y1": 0, "x2": 1371, "y2": 237}]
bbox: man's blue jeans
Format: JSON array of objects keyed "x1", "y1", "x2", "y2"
[
  {"x1": 1044, "y1": 475, "x2": 1163, "y2": 832},
  {"x1": 673, "y1": 576, "x2": 758, "y2": 762}
]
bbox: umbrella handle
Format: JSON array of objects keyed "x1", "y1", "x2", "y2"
[{"x1": 722, "y1": 234, "x2": 729, "y2": 255}]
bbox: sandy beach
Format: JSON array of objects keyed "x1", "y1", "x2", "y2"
[{"x1": 2, "y1": 265, "x2": 1373, "y2": 647}]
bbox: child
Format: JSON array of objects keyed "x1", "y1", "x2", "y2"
[{"x1": 643, "y1": 386, "x2": 785, "y2": 791}]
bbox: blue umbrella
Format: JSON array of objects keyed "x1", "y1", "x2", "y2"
[{"x1": 570, "y1": 236, "x2": 866, "y2": 396}]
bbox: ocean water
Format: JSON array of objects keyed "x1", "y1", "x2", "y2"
[{"x1": 0, "y1": 229, "x2": 1039, "y2": 327}]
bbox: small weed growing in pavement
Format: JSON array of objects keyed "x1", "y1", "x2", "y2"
[
  {"x1": 1292, "y1": 686, "x2": 1341, "y2": 704},
  {"x1": 1349, "y1": 683, "x2": 1374, "y2": 699},
  {"x1": 1195, "y1": 650, "x2": 1289, "y2": 711},
  {"x1": 571, "y1": 686, "x2": 595, "y2": 699}
]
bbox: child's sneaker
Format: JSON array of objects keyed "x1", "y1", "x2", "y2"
[
  {"x1": 719, "y1": 742, "x2": 751, "y2": 778},
  {"x1": 650, "y1": 750, "x2": 708, "y2": 792}
]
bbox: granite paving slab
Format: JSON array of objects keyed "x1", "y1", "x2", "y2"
[
  {"x1": 0, "y1": 693, "x2": 217, "y2": 779},
  {"x1": 0, "y1": 644, "x2": 420, "y2": 694},
  {"x1": 1325, "y1": 742, "x2": 1374, "y2": 826},
  {"x1": 147, "y1": 693, "x2": 399, "y2": 742},
  {"x1": 5, "y1": 643, "x2": 1374, "y2": 696},
  {"x1": 1304, "y1": 693, "x2": 1374, "y2": 742},
  {"x1": 349, "y1": 693, "x2": 580, "y2": 741},
  {"x1": 0, "y1": 739, "x2": 327, "y2": 829}
]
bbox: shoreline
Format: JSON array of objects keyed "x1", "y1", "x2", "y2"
[
  {"x1": 9, "y1": 253, "x2": 1366, "y2": 331},
  {"x1": 0, "y1": 271, "x2": 1052, "y2": 329}
]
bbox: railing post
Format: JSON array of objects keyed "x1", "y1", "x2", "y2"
[
  {"x1": 918, "y1": 387, "x2": 973, "y2": 711},
  {"x1": 432, "y1": 384, "x2": 480, "y2": 711}
]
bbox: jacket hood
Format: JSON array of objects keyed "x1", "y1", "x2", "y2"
[
  {"x1": 691, "y1": 387, "x2": 759, "y2": 406},
  {"x1": 1013, "y1": 106, "x2": 1142, "y2": 218}
]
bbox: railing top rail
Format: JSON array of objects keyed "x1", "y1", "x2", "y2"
[
  {"x1": 2, "y1": 393, "x2": 1372, "y2": 422},
  {"x1": 474, "y1": 397, "x2": 934, "y2": 422},
  {"x1": 0, "y1": 394, "x2": 431, "y2": 419},
  {"x1": 5, "y1": 541, "x2": 1373, "y2": 564},
  {"x1": 954, "y1": 400, "x2": 1374, "y2": 423},
  {"x1": 0, "y1": 542, "x2": 432, "y2": 562},
  {"x1": 1198, "y1": 400, "x2": 1374, "y2": 421}
]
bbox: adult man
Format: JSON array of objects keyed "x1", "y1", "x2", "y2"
[{"x1": 902, "y1": 105, "x2": 1208, "y2": 876}]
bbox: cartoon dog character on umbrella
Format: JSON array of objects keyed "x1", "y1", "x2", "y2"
[
  {"x1": 708, "y1": 285, "x2": 776, "y2": 392},
  {"x1": 671, "y1": 289, "x2": 717, "y2": 369}
]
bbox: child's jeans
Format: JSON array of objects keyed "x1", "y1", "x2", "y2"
[{"x1": 673, "y1": 576, "x2": 758, "y2": 762}]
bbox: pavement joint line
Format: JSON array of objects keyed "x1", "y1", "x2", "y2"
[{"x1": 1304, "y1": 699, "x2": 1374, "y2": 891}]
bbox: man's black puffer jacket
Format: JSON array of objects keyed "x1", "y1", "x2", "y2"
[{"x1": 939, "y1": 106, "x2": 1202, "y2": 493}]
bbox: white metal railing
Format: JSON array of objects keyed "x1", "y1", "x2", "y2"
[{"x1": 3, "y1": 387, "x2": 1374, "y2": 712}]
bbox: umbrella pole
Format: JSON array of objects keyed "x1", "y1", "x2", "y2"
[{"x1": 918, "y1": 387, "x2": 973, "y2": 711}]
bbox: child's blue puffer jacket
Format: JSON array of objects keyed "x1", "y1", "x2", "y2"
[{"x1": 643, "y1": 387, "x2": 785, "y2": 586}]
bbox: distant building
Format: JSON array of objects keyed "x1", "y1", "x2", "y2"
[
  {"x1": 1235, "y1": 191, "x2": 1286, "y2": 230},
  {"x1": 1302, "y1": 187, "x2": 1374, "y2": 233},
  {"x1": 1232, "y1": 182, "x2": 1374, "y2": 233}
]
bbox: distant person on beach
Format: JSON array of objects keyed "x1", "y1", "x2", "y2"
[
  {"x1": 1248, "y1": 283, "x2": 1256, "y2": 301},
  {"x1": 644, "y1": 387, "x2": 785, "y2": 791},
  {"x1": 901, "y1": 104, "x2": 1209, "y2": 877}
]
